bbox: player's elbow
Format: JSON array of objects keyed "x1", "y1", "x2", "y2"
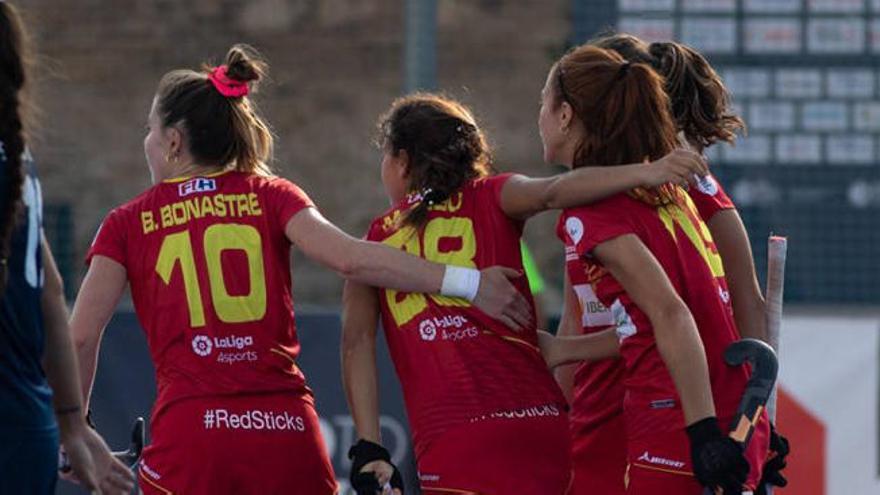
[
  {"x1": 542, "y1": 178, "x2": 567, "y2": 210},
  {"x1": 42, "y1": 268, "x2": 66, "y2": 301},
  {"x1": 649, "y1": 299, "x2": 694, "y2": 338},
  {"x1": 72, "y1": 327, "x2": 92, "y2": 353},
  {"x1": 341, "y1": 326, "x2": 372, "y2": 358},
  {"x1": 337, "y1": 249, "x2": 368, "y2": 281},
  {"x1": 326, "y1": 238, "x2": 370, "y2": 280}
]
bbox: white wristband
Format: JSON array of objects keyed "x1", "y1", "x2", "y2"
[{"x1": 441, "y1": 266, "x2": 481, "y2": 302}]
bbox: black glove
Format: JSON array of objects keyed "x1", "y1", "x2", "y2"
[
  {"x1": 755, "y1": 423, "x2": 790, "y2": 495},
  {"x1": 687, "y1": 417, "x2": 750, "y2": 494},
  {"x1": 348, "y1": 439, "x2": 404, "y2": 495}
]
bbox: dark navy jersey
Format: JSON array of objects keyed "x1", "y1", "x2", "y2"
[{"x1": 0, "y1": 144, "x2": 55, "y2": 435}]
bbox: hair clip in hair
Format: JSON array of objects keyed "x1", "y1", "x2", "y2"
[
  {"x1": 208, "y1": 65, "x2": 249, "y2": 98},
  {"x1": 421, "y1": 187, "x2": 435, "y2": 205}
]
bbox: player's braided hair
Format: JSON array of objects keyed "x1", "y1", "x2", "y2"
[
  {"x1": 0, "y1": 2, "x2": 28, "y2": 296},
  {"x1": 378, "y1": 93, "x2": 492, "y2": 230},
  {"x1": 155, "y1": 44, "x2": 273, "y2": 176},
  {"x1": 592, "y1": 32, "x2": 745, "y2": 150}
]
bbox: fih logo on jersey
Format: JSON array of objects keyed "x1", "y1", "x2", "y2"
[
  {"x1": 565, "y1": 217, "x2": 584, "y2": 246},
  {"x1": 178, "y1": 178, "x2": 217, "y2": 197},
  {"x1": 192, "y1": 335, "x2": 213, "y2": 357},
  {"x1": 419, "y1": 319, "x2": 437, "y2": 341}
]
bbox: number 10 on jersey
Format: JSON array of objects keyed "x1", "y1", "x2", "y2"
[{"x1": 155, "y1": 223, "x2": 267, "y2": 327}]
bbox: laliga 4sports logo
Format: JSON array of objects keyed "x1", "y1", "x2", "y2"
[
  {"x1": 191, "y1": 334, "x2": 255, "y2": 357},
  {"x1": 417, "y1": 315, "x2": 476, "y2": 342}
]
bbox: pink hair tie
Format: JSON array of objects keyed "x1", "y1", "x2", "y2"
[{"x1": 208, "y1": 65, "x2": 249, "y2": 98}]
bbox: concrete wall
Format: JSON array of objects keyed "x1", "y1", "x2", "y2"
[{"x1": 21, "y1": 0, "x2": 570, "y2": 306}]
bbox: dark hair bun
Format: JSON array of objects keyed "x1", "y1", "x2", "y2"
[{"x1": 224, "y1": 44, "x2": 267, "y2": 84}]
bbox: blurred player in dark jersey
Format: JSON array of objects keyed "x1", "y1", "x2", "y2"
[
  {"x1": 340, "y1": 93, "x2": 707, "y2": 495},
  {"x1": 69, "y1": 45, "x2": 542, "y2": 495},
  {"x1": 537, "y1": 45, "x2": 769, "y2": 494},
  {"x1": 0, "y1": 3, "x2": 133, "y2": 494}
]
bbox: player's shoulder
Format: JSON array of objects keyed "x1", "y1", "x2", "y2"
[
  {"x1": 367, "y1": 201, "x2": 408, "y2": 240},
  {"x1": 110, "y1": 185, "x2": 160, "y2": 219},
  {"x1": 468, "y1": 172, "x2": 514, "y2": 193},
  {"x1": 689, "y1": 172, "x2": 723, "y2": 197},
  {"x1": 563, "y1": 192, "x2": 636, "y2": 218}
]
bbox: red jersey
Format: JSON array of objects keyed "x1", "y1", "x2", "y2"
[
  {"x1": 561, "y1": 172, "x2": 736, "y2": 437},
  {"x1": 88, "y1": 171, "x2": 314, "y2": 418},
  {"x1": 366, "y1": 175, "x2": 566, "y2": 458},
  {"x1": 689, "y1": 173, "x2": 735, "y2": 222},
  {"x1": 559, "y1": 190, "x2": 746, "y2": 440},
  {"x1": 558, "y1": 217, "x2": 626, "y2": 437}
]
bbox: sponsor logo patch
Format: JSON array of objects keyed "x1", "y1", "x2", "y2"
[
  {"x1": 637, "y1": 451, "x2": 687, "y2": 469},
  {"x1": 565, "y1": 217, "x2": 585, "y2": 246},
  {"x1": 192, "y1": 334, "x2": 257, "y2": 364},
  {"x1": 191, "y1": 335, "x2": 213, "y2": 357},
  {"x1": 650, "y1": 399, "x2": 676, "y2": 409},
  {"x1": 416, "y1": 315, "x2": 478, "y2": 342},
  {"x1": 419, "y1": 319, "x2": 437, "y2": 341},
  {"x1": 696, "y1": 174, "x2": 719, "y2": 196}
]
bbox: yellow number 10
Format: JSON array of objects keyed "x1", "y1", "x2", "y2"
[{"x1": 155, "y1": 224, "x2": 267, "y2": 327}]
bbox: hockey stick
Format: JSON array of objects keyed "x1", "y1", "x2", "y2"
[
  {"x1": 704, "y1": 339, "x2": 779, "y2": 495},
  {"x1": 59, "y1": 417, "x2": 145, "y2": 472},
  {"x1": 764, "y1": 235, "x2": 787, "y2": 422},
  {"x1": 762, "y1": 236, "x2": 787, "y2": 494}
]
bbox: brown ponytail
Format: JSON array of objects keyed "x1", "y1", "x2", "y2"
[
  {"x1": 156, "y1": 44, "x2": 273, "y2": 176},
  {"x1": 377, "y1": 93, "x2": 492, "y2": 230},
  {"x1": 0, "y1": 2, "x2": 29, "y2": 295},
  {"x1": 553, "y1": 45, "x2": 679, "y2": 169},
  {"x1": 592, "y1": 33, "x2": 745, "y2": 149}
]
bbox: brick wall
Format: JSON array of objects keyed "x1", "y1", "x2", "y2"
[{"x1": 21, "y1": 0, "x2": 569, "y2": 307}]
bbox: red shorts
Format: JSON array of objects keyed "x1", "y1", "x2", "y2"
[
  {"x1": 138, "y1": 393, "x2": 337, "y2": 495},
  {"x1": 568, "y1": 413, "x2": 627, "y2": 495},
  {"x1": 625, "y1": 413, "x2": 770, "y2": 495},
  {"x1": 417, "y1": 405, "x2": 571, "y2": 495}
]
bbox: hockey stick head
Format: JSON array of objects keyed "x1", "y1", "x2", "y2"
[
  {"x1": 114, "y1": 417, "x2": 145, "y2": 467},
  {"x1": 725, "y1": 338, "x2": 778, "y2": 382},
  {"x1": 725, "y1": 339, "x2": 779, "y2": 446}
]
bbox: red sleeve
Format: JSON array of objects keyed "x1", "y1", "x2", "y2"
[
  {"x1": 86, "y1": 208, "x2": 127, "y2": 267},
  {"x1": 555, "y1": 212, "x2": 566, "y2": 243},
  {"x1": 689, "y1": 174, "x2": 735, "y2": 222},
  {"x1": 266, "y1": 177, "x2": 315, "y2": 230},
  {"x1": 485, "y1": 172, "x2": 516, "y2": 206},
  {"x1": 561, "y1": 196, "x2": 638, "y2": 258},
  {"x1": 482, "y1": 172, "x2": 524, "y2": 233},
  {"x1": 365, "y1": 218, "x2": 382, "y2": 242}
]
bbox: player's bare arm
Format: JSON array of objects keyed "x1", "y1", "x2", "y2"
[
  {"x1": 550, "y1": 273, "x2": 581, "y2": 402},
  {"x1": 707, "y1": 210, "x2": 767, "y2": 342},
  {"x1": 285, "y1": 206, "x2": 532, "y2": 330},
  {"x1": 593, "y1": 234, "x2": 716, "y2": 426},
  {"x1": 539, "y1": 328, "x2": 620, "y2": 370},
  {"x1": 341, "y1": 280, "x2": 383, "y2": 444},
  {"x1": 70, "y1": 255, "x2": 127, "y2": 408},
  {"x1": 341, "y1": 280, "x2": 400, "y2": 491},
  {"x1": 498, "y1": 148, "x2": 706, "y2": 220},
  {"x1": 42, "y1": 238, "x2": 134, "y2": 494}
]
